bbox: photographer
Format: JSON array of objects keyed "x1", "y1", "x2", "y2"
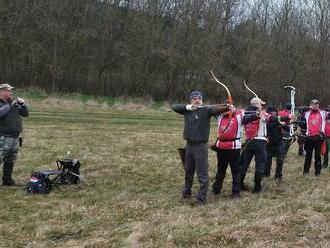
[{"x1": 0, "y1": 83, "x2": 29, "y2": 186}]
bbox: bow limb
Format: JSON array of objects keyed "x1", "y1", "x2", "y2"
[
  {"x1": 210, "y1": 71, "x2": 233, "y2": 104},
  {"x1": 284, "y1": 85, "x2": 297, "y2": 137},
  {"x1": 210, "y1": 71, "x2": 233, "y2": 135},
  {"x1": 243, "y1": 80, "x2": 259, "y2": 98}
]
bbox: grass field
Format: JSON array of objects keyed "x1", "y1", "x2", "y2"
[{"x1": 1, "y1": 102, "x2": 330, "y2": 247}]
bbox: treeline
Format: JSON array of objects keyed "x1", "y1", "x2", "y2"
[{"x1": 0, "y1": 0, "x2": 329, "y2": 106}]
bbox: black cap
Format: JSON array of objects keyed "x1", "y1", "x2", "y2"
[
  {"x1": 266, "y1": 106, "x2": 278, "y2": 113},
  {"x1": 285, "y1": 103, "x2": 292, "y2": 110}
]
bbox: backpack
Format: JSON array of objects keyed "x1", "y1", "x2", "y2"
[{"x1": 26, "y1": 171, "x2": 53, "y2": 194}]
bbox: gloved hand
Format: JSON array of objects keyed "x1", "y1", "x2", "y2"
[
  {"x1": 186, "y1": 104, "x2": 197, "y2": 111},
  {"x1": 227, "y1": 104, "x2": 236, "y2": 112}
]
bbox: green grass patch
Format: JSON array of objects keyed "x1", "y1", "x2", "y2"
[{"x1": 1, "y1": 102, "x2": 330, "y2": 247}]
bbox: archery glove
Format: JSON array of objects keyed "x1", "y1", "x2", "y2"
[{"x1": 186, "y1": 104, "x2": 197, "y2": 111}]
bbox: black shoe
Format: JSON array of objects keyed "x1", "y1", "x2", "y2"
[
  {"x1": 212, "y1": 189, "x2": 221, "y2": 195},
  {"x1": 180, "y1": 194, "x2": 191, "y2": 201},
  {"x1": 315, "y1": 173, "x2": 320, "y2": 177},
  {"x1": 303, "y1": 172, "x2": 309, "y2": 176},
  {"x1": 2, "y1": 179, "x2": 15, "y2": 186},
  {"x1": 212, "y1": 185, "x2": 221, "y2": 195},
  {"x1": 252, "y1": 187, "x2": 262, "y2": 194},
  {"x1": 240, "y1": 183, "x2": 248, "y2": 191},
  {"x1": 275, "y1": 177, "x2": 282, "y2": 182},
  {"x1": 230, "y1": 193, "x2": 240, "y2": 199},
  {"x1": 191, "y1": 200, "x2": 206, "y2": 207}
]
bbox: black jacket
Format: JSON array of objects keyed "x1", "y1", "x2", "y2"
[
  {"x1": 0, "y1": 98, "x2": 29, "y2": 137},
  {"x1": 172, "y1": 104, "x2": 224, "y2": 144},
  {"x1": 242, "y1": 105, "x2": 259, "y2": 124},
  {"x1": 267, "y1": 115, "x2": 290, "y2": 146}
]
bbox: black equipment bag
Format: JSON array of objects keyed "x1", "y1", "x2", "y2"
[
  {"x1": 26, "y1": 171, "x2": 53, "y2": 194},
  {"x1": 56, "y1": 159, "x2": 81, "y2": 184}
]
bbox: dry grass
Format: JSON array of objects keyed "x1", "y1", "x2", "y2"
[{"x1": 1, "y1": 100, "x2": 330, "y2": 247}]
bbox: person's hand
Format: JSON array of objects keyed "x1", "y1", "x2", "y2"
[
  {"x1": 16, "y1": 97, "x2": 25, "y2": 105},
  {"x1": 227, "y1": 104, "x2": 236, "y2": 112},
  {"x1": 11, "y1": 98, "x2": 19, "y2": 107},
  {"x1": 259, "y1": 111, "x2": 268, "y2": 120},
  {"x1": 186, "y1": 104, "x2": 197, "y2": 111},
  {"x1": 288, "y1": 114, "x2": 296, "y2": 121}
]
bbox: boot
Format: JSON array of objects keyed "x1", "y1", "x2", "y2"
[
  {"x1": 2, "y1": 179, "x2": 15, "y2": 186},
  {"x1": 2, "y1": 162, "x2": 15, "y2": 186}
]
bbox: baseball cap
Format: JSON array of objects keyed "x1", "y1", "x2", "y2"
[
  {"x1": 0, "y1": 83, "x2": 14, "y2": 90},
  {"x1": 309, "y1": 99, "x2": 319, "y2": 105},
  {"x1": 250, "y1": 97, "x2": 265, "y2": 106}
]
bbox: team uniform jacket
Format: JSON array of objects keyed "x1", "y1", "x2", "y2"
[
  {"x1": 242, "y1": 106, "x2": 270, "y2": 141},
  {"x1": 216, "y1": 110, "x2": 244, "y2": 150},
  {"x1": 303, "y1": 109, "x2": 326, "y2": 137},
  {"x1": 324, "y1": 112, "x2": 330, "y2": 138}
]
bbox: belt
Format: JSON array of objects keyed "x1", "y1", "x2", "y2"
[
  {"x1": 187, "y1": 141, "x2": 206, "y2": 145},
  {"x1": 218, "y1": 138, "x2": 240, "y2": 142},
  {"x1": 0, "y1": 133, "x2": 19, "y2": 138}
]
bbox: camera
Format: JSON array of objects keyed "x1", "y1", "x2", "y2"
[
  {"x1": 11, "y1": 99, "x2": 19, "y2": 107},
  {"x1": 11, "y1": 98, "x2": 23, "y2": 107}
]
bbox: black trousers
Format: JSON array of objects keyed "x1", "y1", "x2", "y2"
[
  {"x1": 182, "y1": 143, "x2": 209, "y2": 203},
  {"x1": 297, "y1": 135, "x2": 305, "y2": 155},
  {"x1": 240, "y1": 139, "x2": 267, "y2": 190},
  {"x1": 264, "y1": 141, "x2": 285, "y2": 179},
  {"x1": 213, "y1": 149, "x2": 241, "y2": 195},
  {"x1": 283, "y1": 138, "x2": 291, "y2": 158},
  {"x1": 304, "y1": 138, "x2": 322, "y2": 175}
]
